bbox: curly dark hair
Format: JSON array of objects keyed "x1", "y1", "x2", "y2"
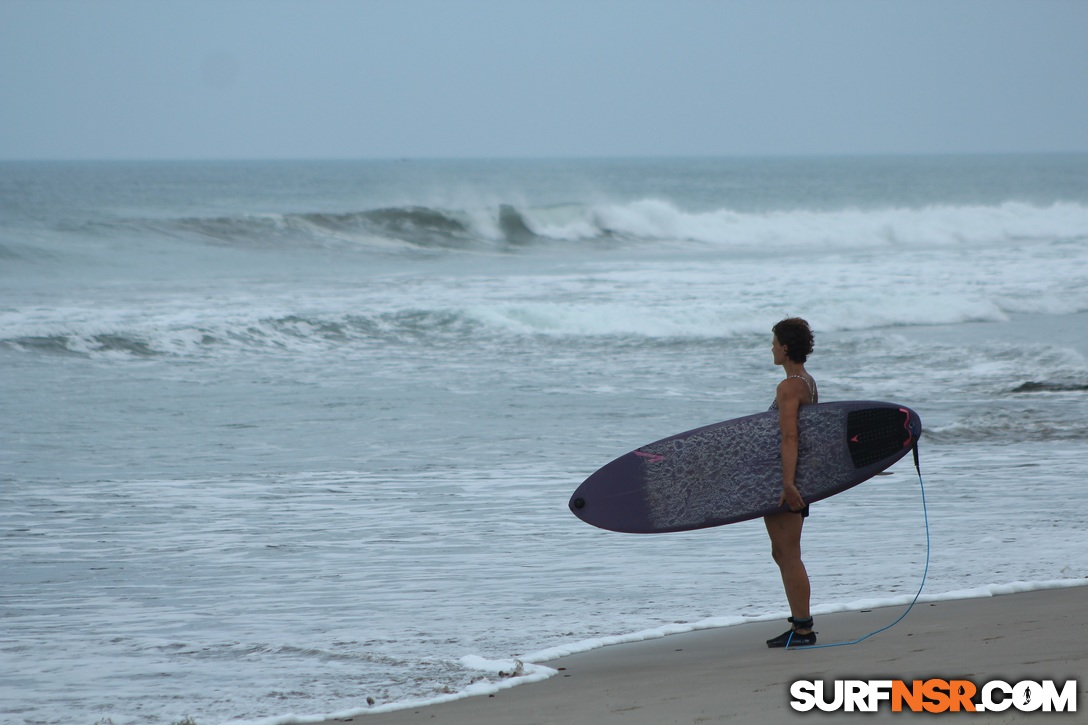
[{"x1": 772, "y1": 317, "x2": 814, "y2": 363}]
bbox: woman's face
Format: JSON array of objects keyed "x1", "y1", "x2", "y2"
[{"x1": 772, "y1": 335, "x2": 788, "y2": 366}]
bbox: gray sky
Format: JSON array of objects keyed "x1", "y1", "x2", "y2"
[{"x1": 2, "y1": 0, "x2": 1086, "y2": 160}]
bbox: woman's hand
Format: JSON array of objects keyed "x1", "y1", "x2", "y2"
[{"x1": 779, "y1": 482, "x2": 806, "y2": 512}]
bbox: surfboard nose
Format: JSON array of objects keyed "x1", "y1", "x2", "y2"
[{"x1": 569, "y1": 452, "x2": 651, "y2": 533}]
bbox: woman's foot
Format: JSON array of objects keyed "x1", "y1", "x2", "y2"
[{"x1": 766, "y1": 617, "x2": 817, "y2": 648}]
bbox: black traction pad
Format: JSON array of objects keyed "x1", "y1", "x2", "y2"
[{"x1": 847, "y1": 407, "x2": 911, "y2": 468}]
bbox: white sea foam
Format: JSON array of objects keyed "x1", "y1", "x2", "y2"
[
  {"x1": 515, "y1": 199, "x2": 1088, "y2": 249},
  {"x1": 4, "y1": 231, "x2": 1087, "y2": 359},
  {"x1": 521, "y1": 578, "x2": 1088, "y2": 665}
]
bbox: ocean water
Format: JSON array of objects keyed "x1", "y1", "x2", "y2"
[{"x1": 1, "y1": 156, "x2": 1087, "y2": 725}]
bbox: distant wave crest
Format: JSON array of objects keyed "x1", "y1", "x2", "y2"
[{"x1": 78, "y1": 199, "x2": 1088, "y2": 253}]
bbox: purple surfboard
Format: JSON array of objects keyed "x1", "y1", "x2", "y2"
[{"x1": 569, "y1": 401, "x2": 921, "y2": 534}]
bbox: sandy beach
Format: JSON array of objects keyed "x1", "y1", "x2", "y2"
[{"x1": 323, "y1": 585, "x2": 1086, "y2": 724}]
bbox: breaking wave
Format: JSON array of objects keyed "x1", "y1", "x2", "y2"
[
  {"x1": 77, "y1": 199, "x2": 1088, "y2": 253},
  {"x1": 0, "y1": 311, "x2": 487, "y2": 358}
]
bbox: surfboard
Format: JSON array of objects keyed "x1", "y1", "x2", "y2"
[{"x1": 569, "y1": 401, "x2": 921, "y2": 534}]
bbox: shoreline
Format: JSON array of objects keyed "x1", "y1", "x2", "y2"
[{"x1": 300, "y1": 583, "x2": 1087, "y2": 725}]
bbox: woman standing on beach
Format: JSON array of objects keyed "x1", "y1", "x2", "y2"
[{"x1": 765, "y1": 317, "x2": 818, "y2": 648}]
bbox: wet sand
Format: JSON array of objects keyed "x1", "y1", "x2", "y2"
[{"x1": 316, "y1": 585, "x2": 1086, "y2": 724}]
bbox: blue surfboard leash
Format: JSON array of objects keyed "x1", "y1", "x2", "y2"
[{"x1": 786, "y1": 440, "x2": 929, "y2": 651}]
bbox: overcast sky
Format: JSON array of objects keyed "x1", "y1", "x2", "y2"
[{"x1": 2, "y1": 0, "x2": 1086, "y2": 160}]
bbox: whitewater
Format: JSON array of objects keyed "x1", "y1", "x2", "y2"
[{"x1": 1, "y1": 155, "x2": 1086, "y2": 725}]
